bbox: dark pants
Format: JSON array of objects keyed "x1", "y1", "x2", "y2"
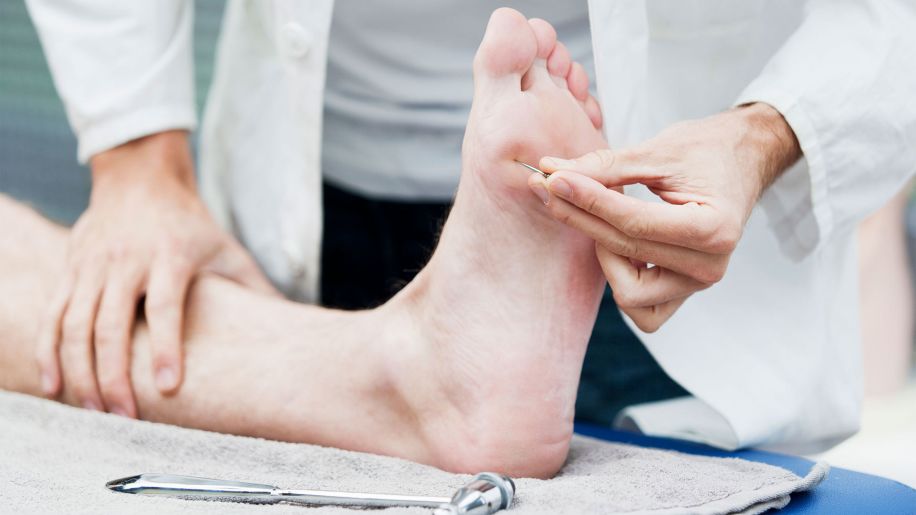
[{"x1": 320, "y1": 182, "x2": 687, "y2": 425}]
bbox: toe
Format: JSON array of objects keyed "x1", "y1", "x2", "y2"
[
  {"x1": 528, "y1": 19, "x2": 557, "y2": 60},
  {"x1": 547, "y1": 42, "x2": 571, "y2": 86},
  {"x1": 522, "y1": 18, "x2": 558, "y2": 90},
  {"x1": 473, "y1": 8, "x2": 538, "y2": 87},
  {"x1": 567, "y1": 62, "x2": 590, "y2": 101},
  {"x1": 584, "y1": 95, "x2": 603, "y2": 129}
]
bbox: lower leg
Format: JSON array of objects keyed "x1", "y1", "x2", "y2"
[{"x1": 0, "y1": 195, "x2": 429, "y2": 462}]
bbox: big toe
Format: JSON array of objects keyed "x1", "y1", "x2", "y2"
[{"x1": 473, "y1": 8, "x2": 538, "y2": 89}]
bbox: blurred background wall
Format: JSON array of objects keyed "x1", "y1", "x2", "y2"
[{"x1": 0, "y1": 0, "x2": 224, "y2": 224}]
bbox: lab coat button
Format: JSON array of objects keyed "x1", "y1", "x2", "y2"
[{"x1": 279, "y1": 23, "x2": 312, "y2": 58}]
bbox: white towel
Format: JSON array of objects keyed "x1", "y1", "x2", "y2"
[{"x1": 0, "y1": 390, "x2": 826, "y2": 514}]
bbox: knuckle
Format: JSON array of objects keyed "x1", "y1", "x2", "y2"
[
  {"x1": 621, "y1": 214, "x2": 649, "y2": 239},
  {"x1": 593, "y1": 149, "x2": 616, "y2": 170},
  {"x1": 93, "y1": 321, "x2": 124, "y2": 347},
  {"x1": 600, "y1": 234, "x2": 625, "y2": 256},
  {"x1": 583, "y1": 191, "x2": 602, "y2": 214},
  {"x1": 158, "y1": 252, "x2": 195, "y2": 278},
  {"x1": 612, "y1": 287, "x2": 640, "y2": 309},
  {"x1": 704, "y1": 220, "x2": 741, "y2": 254},
  {"x1": 552, "y1": 203, "x2": 575, "y2": 226},
  {"x1": 144, "y1": 296, "x2": 175, "y2": 316},
  {"x1": 61, "y1": 315, "x2": 90, "y2": 342},
  {"x1": 107, "y1": 242, "x2": 130, "y2": 262},
  {"x1": 621, "y1": 237, "x2": 641, "y2": 259},
  {"x1": 161, "y1": 235, "x2": 184, "y2": 255},
  {"x1": 171, "y1": 258, "x2": 195, "y2": 277},
  {"x1": 695, "y1": 261, "x2": 727, "y2": 285}
]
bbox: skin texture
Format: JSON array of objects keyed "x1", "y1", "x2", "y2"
[
  {"x1": 1, "y1": 8, "x2": 609, "y2": 479},
  {"x1": 37, "y1": 130, "x2": 277, "y2": 420},
  {"x1": 528, "y1": 102, "x2": 802, "y2": 332}
]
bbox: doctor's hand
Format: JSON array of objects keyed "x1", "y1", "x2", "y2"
[
  {"x1": 37, "y1": 130, "x2": 276, "y2": 418},
  {"x1": 529, "y1": 103, "x2": 801, "y2": 332}
]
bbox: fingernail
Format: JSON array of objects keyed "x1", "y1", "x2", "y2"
[
  {"x1": 528, "y1": 181, "x2": 550, "y2": 205},
  {"x1": 549, "y1": 178, "x2": 573, "y2": 199},
  {"x1": 541, "y1": 157, "x2": 576, "y2": 170},
  {"x1": 82, "y1": 400, "x2": 101, "y2": 411},
  {"x1": 40, "y1": 372, "x2": 54, "y2": 395},
  {"x1": 110, "y1": 406, "x2": 129, "y2": 418},
  {"x1": 156, "y1": 366, "x2": 177, "y2": 391}
]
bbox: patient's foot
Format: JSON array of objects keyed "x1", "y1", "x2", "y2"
[{"x1": 385, "y1": 8, "x2": 608, "y2": 478}]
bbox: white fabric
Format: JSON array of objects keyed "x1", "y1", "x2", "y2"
[
  {"x1": 24, "y1": 1, "x2": 197, "y2": 164},
  {"x1": 25, "y1": 0, "x2": 916, "y2": 452},
  {"x1": 0, "y1": 390, "x2": 829, "y2": 515},
  {"x1": 616, "y1": 397, "x2": 741, "y2": 450}
]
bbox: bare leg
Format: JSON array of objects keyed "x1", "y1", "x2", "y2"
[
  {"x1": 0, "y1": 9, "x2": 607, "y2": 478},
  {"x1": 0, "y1": 195, "x2": 432, "y2": 462}
]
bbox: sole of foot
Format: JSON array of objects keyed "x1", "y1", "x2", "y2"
[{"x1": 384, "y1": 8, "x2": 609, "y2": 478}]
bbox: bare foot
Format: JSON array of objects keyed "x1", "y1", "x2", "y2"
[{"x1": 385, "y1": 8, "x2": 609, "y2": 478}]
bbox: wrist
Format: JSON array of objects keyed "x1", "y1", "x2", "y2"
[
  {"x1": 90, "y1": 130, "x2": 195, "y2": 192},
  {"x1": 733, "y1": 103, "x2": 801, "y2": 198}
]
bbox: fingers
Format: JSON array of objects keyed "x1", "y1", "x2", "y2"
[
  {"x1": 597, "y1": 243, "x2": 705, "y2": 307},
  {"x1": 541, "y1": 191, "x2": 728, "y2": 284},
  {"x1": 544, "y1": 171, "x2": 738, "y2": 254},
  {"x1": 36, "y1": 277, "x2": 74, "y2": 397},
  {"x1": 539, "y1": 147, "x2": 670, "y2": 191},
  {"x1": 94, "y1": 264, "x2": 145, "y2": 418},
  {"x1": 58, "y1": 267, "x2": 106, "y2": 411},
  {"x1": 597, "y1": 245, "x2": 692, "y2": 333},
  {"x1": 145, "y1": 259, "x2": 192, "y2": 394}
]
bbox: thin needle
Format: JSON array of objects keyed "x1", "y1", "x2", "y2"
[{"x1": 514, "y1": 160, "x2": 549, "y2": 179}]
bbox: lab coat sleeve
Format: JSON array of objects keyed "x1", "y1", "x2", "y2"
[
  {"x1": 735, "y1": 0, "x2": 916, "y2": 260},
  {"x1": 25, "y1": 0, "x2": 197, "y2": 164}
]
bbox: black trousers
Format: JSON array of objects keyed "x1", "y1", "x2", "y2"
[{"x1": 320, "y1": 181, "x2": 687, "y2": 425}]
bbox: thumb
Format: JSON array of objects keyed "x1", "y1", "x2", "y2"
[{"x1": 539, "y1": 148, "x2": 653, "y2": 187}]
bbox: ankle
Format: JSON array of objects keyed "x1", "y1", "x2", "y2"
[
  {"x1": 381, "y1": 276, "x2": 575, "y2": 479},
  {"x1": 367, "y1": 296, "x2": 443, "y2": 462}
]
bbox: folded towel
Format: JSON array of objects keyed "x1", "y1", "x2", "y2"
[{"x1": 0, "y1": 390, "x2": 826, "y2": 514}]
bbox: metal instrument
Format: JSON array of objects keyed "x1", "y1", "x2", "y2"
[
  {"x1": 106, "y1": 472, "x2": 515, "y2": 514},
  {"x1": 515, "y1": 160, "x2": 549, "y2": 178}
]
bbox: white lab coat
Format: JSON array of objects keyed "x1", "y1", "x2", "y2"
[{"x1": 26, "y1": 0, "x2": 916, "y2": 453}]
